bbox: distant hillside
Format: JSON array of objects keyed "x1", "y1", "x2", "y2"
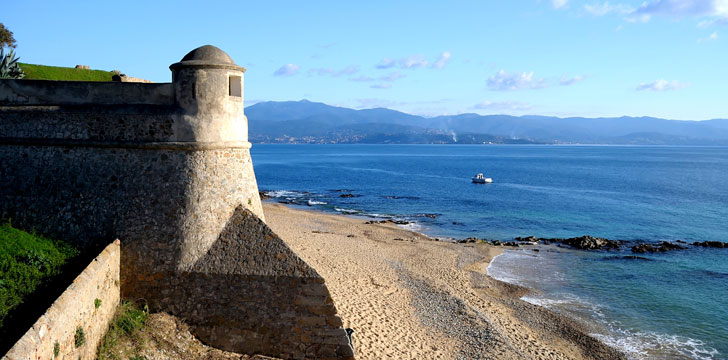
[
  {"x1": 246, "y1": 100, "x2": 728, "y2": 145},
  {"x1": 19, "y1": 63, "x2": 115, "y2": 81}
]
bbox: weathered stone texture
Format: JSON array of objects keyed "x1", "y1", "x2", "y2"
[
  {"x1": 133, "y1": 208, "x2": 353, "y2": 359},
  {"x1": 0, "y1": 79, "x2": 174, "y2": 106},
  {"x1": 0, "y1": 45, "x2": 353, "y2": 359},
  {"x1": 2, "y1": 241, "x2": 121, "y2": 360}
]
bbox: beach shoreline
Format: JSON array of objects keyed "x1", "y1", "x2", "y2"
[{"x1": 263, "y1": 201, "x2": 626, "y2": 360}]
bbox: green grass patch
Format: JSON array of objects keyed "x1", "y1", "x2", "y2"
[
  {"x1": 98, "y1": 301, "x2": 149, "y2": 360},
  {"x1": 0, "y1": 221, "x2": 79, "y2": 329},
  {"x1": 18, "y1": 63, "x2": 116, "y2": 81}
]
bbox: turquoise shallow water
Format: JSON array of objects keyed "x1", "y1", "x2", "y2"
[{"x1": 251, "y1": 144, "x2": 728, "y2": 359}]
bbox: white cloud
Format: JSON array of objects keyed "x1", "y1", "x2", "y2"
[
  {"x1": 273, "y1": 63, "x2": 300, "y2": 76},
  {"x1": 379, "y1": 71, "x2": 405, "y2": 82},
  {"x1": 487, "y1": 70, "x2": 547, "y2": 91},
  {"x1": 559, "y1": 75, "x2": 586, "y2": 86},
  {"x1": 636, "y1": 79, "x2": 688, "y2": 91},
  {"x1": 553, "y1": 0, "x2": 569, "y2": 9},
  {"x1": 698, "y1": 30, "x2": 719, "y2": 41},
  {"x1": 349, "y1": 72, "x2": 405, "y2": 84},
  {"x1": 631, "y1": 0, "x2": 728, "y2": 21},
  {"x1": 370, "y1": 83, "x2": 392, "y2": 89},
  {"x1": 376, "y1": 58, "x2": 396, "y2": 69},
  {"x1": 626, "y1": 13, "x2": 653, "y2": 22},
  {"x1": 431, "y1": 51, "x2": 452, "y2": 69},
  {"x1": 584, "y1": 2, "x2": 634, "y2": 16},
  {"x1": 401, "y1": 55, "x2": 429, "y2": 69},
  {"x1": 375, "y1": 52, "x2": 451, "y2": 70},
  {"x1": 309, "y1": 65, "x2": 359, "y2": 77},
  {"x1": 473, "y1": 100, "x2": 533, "y2": 111}
]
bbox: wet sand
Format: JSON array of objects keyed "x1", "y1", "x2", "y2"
[{"x1": 264, "y1": 202, "x2": 625, "y2": 360}]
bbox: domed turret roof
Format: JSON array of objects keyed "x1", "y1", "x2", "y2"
[
  {"x1": 181, "y1": 45, "x2": 235, "y2": 64},
  {"x1": 170, "y1": 45, "x2": 245, "y2": 72}
]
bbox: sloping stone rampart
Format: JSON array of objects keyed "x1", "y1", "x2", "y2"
[
  {"x1": 133, "y1": 208, "x2": 353, "y2": 359},
  {"x1": 2, "y1": 241, "x2": 121, "y2": 360}
]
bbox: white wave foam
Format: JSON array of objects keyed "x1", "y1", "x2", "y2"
[
  {"x1": 399, "y1": 222, "x2": 423, "y2": 232},
  {"x1": 592, "y1": 330, "x2": 720, "y2": 360},
  {"x1": 364, "y1": 213, "x2": 393, "y2": 219},
  {"x1": 265, "y1": 190, "x2": 306, "y2": 198},
  {"x1": 307, "y1": 200, "x2": 327, "y2": 205},
  {"x1": 334, "y1": 207, "x2": 361, "y2": 214}
]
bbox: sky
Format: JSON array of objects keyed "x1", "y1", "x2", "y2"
[{"x1": 5, "y1": 0, "x2": 728, "y2": 120}]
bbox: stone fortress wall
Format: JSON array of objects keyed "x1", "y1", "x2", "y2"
[
  {"x1": 0, "y1": 46, "x2": 354, "y2": 359},
  {"x1": 3, "y1": 241, "x2": 121, "y2": 360}
]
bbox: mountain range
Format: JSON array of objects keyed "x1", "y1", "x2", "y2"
[{"x1": 246, "y1": 100, "x2": 728, "y2": 145}]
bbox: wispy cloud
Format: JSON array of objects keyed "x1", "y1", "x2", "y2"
[
  {"x1": 559, "y1": 75, "x2": 586, "y2": 86},
  {"x1": 473, "y1": 100, "x2": 533, "y2": 111},
  {"x1": 553, "y1": 0, "x2": 569, "y2": 9},
  {"x1": 630, "y1": 0, "x2": 728, "y2": 23},
  {"x1": 376, "y1": 58, "x2": 396, "y2": 69},
  {"x1": 431, "y1": 51, "x2": 452, "y2": 69},
  {"x1": 583, "y1": 0, "x2": 728, "y2": 24},
  {"x1": 636, "y1": 79, "x2": 688, "y2": 91},
  {"x1": 401, "y1": 55, "x2": 429, "y2": 69},
  {"x1": 349, "y1": 72, "x2": 405, "y2": 84},
  {"x1": 584, "y1": 2, "x2": 634, "y2": 16},
  {"x1": 487, "y1": 70, "x2": 547, "y2": 91},
  {"x1": 375, "y1": 52, "x2": 452, "y2": 70},
  {"x1": 698, "y1": 30, "x2": 719, "y2": 41},
  {"x1": 273, "y1": 63, "x2": 300, "y2": 76},
  {"x1": 379, "y1": 71, "x2": 406, "y2": 82},
  {"x1": 370, "y1": 83, "x2": 392, "y2": 89},
  {"x1": 308, "y1": 65, "x2": 359, "y2": 77}
]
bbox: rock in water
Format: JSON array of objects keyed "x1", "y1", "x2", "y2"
[
  {"x1": 631, "y1": 241, "x2": 686, "y2": 253},
  {"x1": 692, "y1": 241, "x2": 727, "y2": 248},
  {"x1": 560, "y1": 235, "x2": 621, "y2": 250}
]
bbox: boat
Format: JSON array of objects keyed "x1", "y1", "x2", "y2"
[{"x1": 472, "y1": 173, "x2": 493, "y2": 183}]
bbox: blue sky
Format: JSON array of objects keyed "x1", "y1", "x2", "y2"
[{"x1": 5, "y1": 0, "x2": 727, "y2": 119}]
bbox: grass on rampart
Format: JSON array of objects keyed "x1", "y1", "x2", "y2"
[
  {"x1": 0, "y1": 221, "x2": 79, "y2": 329},
  {"x1": 97, "y1": 301, "x2": 149, "y2": 360},
  {"x1": 18, "y1": 63, "x2": 116, "y2": 81}
]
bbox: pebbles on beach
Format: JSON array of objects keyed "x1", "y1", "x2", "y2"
[{"x1": 264, "y1": 203, "x2": 626, "y2": 360}]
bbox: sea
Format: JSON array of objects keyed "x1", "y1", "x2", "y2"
[{"x1": 251, "y1": 144, "x2": 728, "y2": 360}]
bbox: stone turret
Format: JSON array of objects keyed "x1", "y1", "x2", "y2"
[{"x1": 170, "y1": 45, "x2": 249, "y2": 144}]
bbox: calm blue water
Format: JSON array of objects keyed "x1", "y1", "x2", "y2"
[{"x1": 251, "y1": 144, "x2": 728, "y2": 360}]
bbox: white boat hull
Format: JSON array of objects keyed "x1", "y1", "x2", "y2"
[{"x1": 472, "y1": 178, "x2": 493, "y2": 184}]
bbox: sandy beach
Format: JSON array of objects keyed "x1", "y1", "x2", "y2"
[{"x1": 264, "y1": 202, "x2": 625, "y2": 360}]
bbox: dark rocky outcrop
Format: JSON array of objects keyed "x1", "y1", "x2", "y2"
[
  {"x1": 631, "y1": 241, "x2": 686, "y2": 253},
  {"x1": 558, "y1": 235, "x2": 622, "y2": 250},
  {"x1": 339, "y1": 194, "x2": 360, "y2": 198},
  {"x1": 692, "y1": 241, "x2": 727, "y2": 248},
  {"x1": 364, "y1": 219, "x2": 410, "y2": 225},
  {"x1": 603, "y1": 255, "x2": 652, "y2": 261}
]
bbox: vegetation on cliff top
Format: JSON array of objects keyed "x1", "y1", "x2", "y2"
[
  {"x1": 0, "y1": 221, "x2": 79, "y2": 329},
  {"x1": 19, "y1": 63, "x2": 116, "y2": 81}
]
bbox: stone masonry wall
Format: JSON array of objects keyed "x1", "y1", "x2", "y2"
[
  {"x1": 2, "y1": 240, "x2": 121, "y2": 360},
  {"x1": 0, "y1": 48, "x2": 354, "y2": 359}
]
